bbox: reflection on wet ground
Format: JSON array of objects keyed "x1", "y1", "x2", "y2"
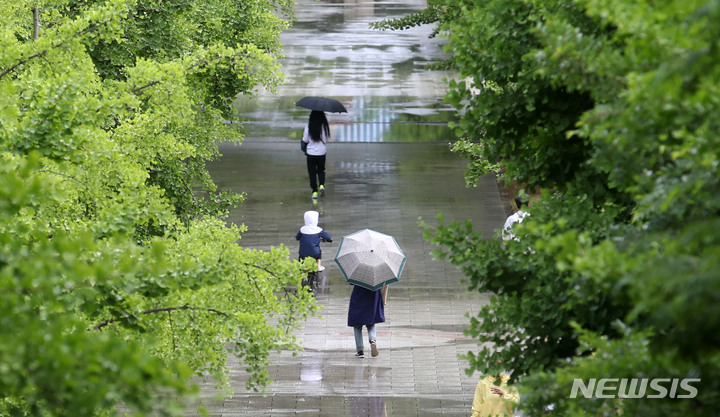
[
  {"x1": 201, "y1": 355, "x2": 476, "y2": 416},
  {"x1": 219, "y1": 394, "x2": 468, "y2": 417},
  {"x1": 190, "y1": 0, "x2": 504, "y2": 415},
  {"x1": 234, "y1": 0, "x2": 458, "y2": 143},
  {"x1": 194, "y1": 141, "x2": 505, "y2": 416},
  {"x1": 237, "y1": 96, "x2": 458, "y2": 143}
]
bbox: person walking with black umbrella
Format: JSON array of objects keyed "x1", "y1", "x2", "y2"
[
  {"x1": 302, "y1": 110, "x2": 330, "y2": 200},
  {"x1": 295, "y1": 96, "x2": 347, "y2": 200}
]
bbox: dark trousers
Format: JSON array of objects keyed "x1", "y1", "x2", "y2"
[{"x1": 306, "y1": 154, "x2": 326, "y2": 192}]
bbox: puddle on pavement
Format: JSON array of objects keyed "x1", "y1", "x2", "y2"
[
  {"x1": 196, "y1": 394, "x2": 468, "y2": 416},
  {"x1": 231, "y1": 0, "x2": 459, "y2": 144},
  {"x1": 195, "y1": 1, "x2": 480, "y2": 415},
  {"x1": 234, "y1": 95, "x2": 458, "y2": 143},
  {"x1": 188, "y1": 357, "x2": 472, "y2": 415}
]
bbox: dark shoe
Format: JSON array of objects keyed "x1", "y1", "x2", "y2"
[
  {"x1": 370, "y1": 340, "x2": 378, "y2": 357},
  {"x1": 355, "y1": 351, "x2": 364, "y2": 358}
]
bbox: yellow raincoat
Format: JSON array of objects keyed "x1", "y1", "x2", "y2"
[{"x1": 470, "y1": 374, "x2": 520, "y2": 417}]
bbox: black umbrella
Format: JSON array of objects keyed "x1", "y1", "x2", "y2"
[{"x1": 295, "y1": 96, "x2": 348, "y2": 113}]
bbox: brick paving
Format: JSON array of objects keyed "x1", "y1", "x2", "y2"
[{"x1": 190, "y1": 140, "x2": 507, "y2": 416}]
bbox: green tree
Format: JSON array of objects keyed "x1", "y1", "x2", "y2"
[
  {"x1": 0, "y1": 0, "x2": 316, "y2": 415},
  {"x1": 423, "y1": 0, "x2": 632, "y2": 378},
  {"x1": 421, "y1": 0, "x2": 720, "y2": 414}
]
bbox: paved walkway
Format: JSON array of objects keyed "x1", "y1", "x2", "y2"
[{"x1": 191, "y1": 140, "x2": 506, "y2": 416}]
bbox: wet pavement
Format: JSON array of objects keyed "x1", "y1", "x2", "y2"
[
  {"x1": 194, "y1": 141, "x2": 506, "y2": 416},
  {"x1": 234, "y1": 0, "x2": 458, "y2": 144},
  {"x1": 188, "y1": 0, "x2": 507, "y2": 415}
]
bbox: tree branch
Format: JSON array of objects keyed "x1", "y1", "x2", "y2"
[
  {"x1": 0, "y1": 19, "x2": 108, "y2": 80},
  {"x1": 243, "y1": 261, "x2": 284, "y2": 281},
  {"x1": 75, "y1": 22, "x2": 105, "y2": 38},
  {"x1": 93, "y1": 305, "x2": 230, "y2": 330},
  {"x1": 37, "y1": 169, "x2": 86, "y2": 187},
  {"x1": 0, "y1": 51, "x2": 48, "y2": 80},
  {"x1": 131, "y1": 80, "x2": 162, "y2": 95},
  {"x1": 168, "y1": 310, "x2": 177, "y2": 353},
  {"x1": 134, "y1": 7, "x2": 167, "y2": 13}
]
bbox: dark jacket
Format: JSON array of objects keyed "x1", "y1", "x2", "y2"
[
  {"x1": 347, "y1": 285, "x2": 385, "y2": 327},
  {"x1": 296, "y1": 210, "x2": 331, "y2": 259}
]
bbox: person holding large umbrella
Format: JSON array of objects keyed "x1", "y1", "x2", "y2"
[
  {"x1": 335, "y1": 229, "x2": 406, "y2": 358},
  {"x1": 296, "y1": 97, "x2": 347, "y2": 200}
]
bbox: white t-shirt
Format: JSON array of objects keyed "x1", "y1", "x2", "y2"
[
  {"x1": 302, "y1": 125, "x2": 328, "y2": 156},
  {"x1": 502, "y1": 210, "x2": 530, "y2": 241}
]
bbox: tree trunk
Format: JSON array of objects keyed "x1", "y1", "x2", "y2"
[{"x1": 32, "y1": 7, "x2": 39, "y2": 40}]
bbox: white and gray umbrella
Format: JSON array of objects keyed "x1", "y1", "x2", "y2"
[{"x1": 334, "y1": 229, "x2": 406, "y2": 291}]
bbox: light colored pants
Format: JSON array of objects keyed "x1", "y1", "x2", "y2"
[{"x1": 353, "y1": 325, "x2": 376, "y2": 351}]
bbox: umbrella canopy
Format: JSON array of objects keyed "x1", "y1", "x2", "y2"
[
  {"x1": 334, "y1": 229, "x2": 406, "y2": 291},
  {"x1": 296, "y1": 96, "x2": 348, "y2": 113}
]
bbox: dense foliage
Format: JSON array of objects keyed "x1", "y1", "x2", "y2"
[
  {"x1": 412, "y1": 0, "x2": 720, "y2": 414},
  {"x1": 0, "y1": 0, "x2": 317, "y2": 415}
]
